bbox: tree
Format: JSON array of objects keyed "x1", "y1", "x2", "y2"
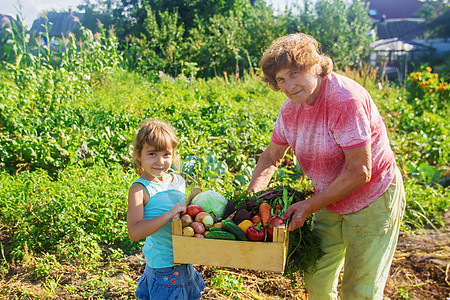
[
  {"x1": 241, "y1": 1, "x2": 286, "y2": 70},
  {"x1": 145, "y1": 0, "x2": 236, "y2": 33},
  {"x1": 77, "y1": 0, "x2": 115, "y2": 33},
  {"x1": 184, "y1": 0, "x2": 285, "y2": 77},
  {"x1": 283, "y1": 0, "x2": 374, "y2": 69}
]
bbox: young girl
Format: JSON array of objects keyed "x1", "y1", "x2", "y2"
[{"x1": 127, "y1": 119, "x2": 205, "y2": 300}]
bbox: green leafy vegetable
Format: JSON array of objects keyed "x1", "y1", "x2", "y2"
[{"x1": 191, "y1": 190, "x2": 228, "y2": 218}]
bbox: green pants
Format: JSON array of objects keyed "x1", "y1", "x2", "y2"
[{"x1": 305, "y1": 168, "x2": 406, "y2": 300}]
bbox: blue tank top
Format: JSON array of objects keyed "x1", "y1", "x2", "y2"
[{"x1": 133, "y1": 174, "x2": 185, "y2": 268}]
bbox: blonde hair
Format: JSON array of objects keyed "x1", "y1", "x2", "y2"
[
  {"x1": 260, "y1": 33, "x2": 333, "y2": 91},
  {"x1": 132, "y1": 119, "x2": 181, "y2": 175}
]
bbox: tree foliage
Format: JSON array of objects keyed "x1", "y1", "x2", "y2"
[
  {"x1": 284, "y1": 0, "x2": 373, "y2": 69},
  {"x1": 75, "y1": 0, "x2": 374, "y2": 77}
]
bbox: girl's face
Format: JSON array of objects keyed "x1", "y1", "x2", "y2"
[
  {"x1": 275, "y1": 68, "x2": 323, "y2": 105},
  {"x1": 138, "y1": 142, "x2": 173, "y2": 182}
]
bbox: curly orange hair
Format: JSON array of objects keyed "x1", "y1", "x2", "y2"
[{"x1": 260, "y1": 33, "x2": 333, "y2": 91}]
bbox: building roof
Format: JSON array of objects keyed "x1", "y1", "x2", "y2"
[
  {"x1": 0, "y1": 14, "x2": 17, "y2": 29},
  {"x1": 30, "y1": 9, "x2": 84, "y2": 38},
  {"x1": 373, "y1": 18, "x2": 425, "y2": 40},
  {"x1": 364, "y1": 0, "x2": 424, "y2": 19},
  {"x1": 371, "y1": 38, "x2": 434, "y2": 52}
]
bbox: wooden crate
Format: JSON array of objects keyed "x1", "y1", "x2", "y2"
[{"x1": 172, "y1": 217, "x2": 289, "y2": 274}]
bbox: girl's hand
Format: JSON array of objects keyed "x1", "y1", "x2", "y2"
[{"x1": 169, "y1": 202, "x2": 187, "y2": 218}]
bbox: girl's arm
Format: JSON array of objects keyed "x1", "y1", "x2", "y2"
[
  {"x1": 247, "y1": 142, "x2": 290, "y2": 193},
  {"x1": 127, "y1": 184, "x2": 186, "y2": 241},
  {"x1": 282, "y1": 144, "x2": 372, "y2": 231}
]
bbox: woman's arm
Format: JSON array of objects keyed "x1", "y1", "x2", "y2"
[
  {"x1": 282, "y1": 144, "x2": 371, "y2": 231},
  {"x1": 127, "y1": 184, "x2": 186, "y2": 241},
  {"x1": 247, "y1": 142, "x2": 290, "y2": 193}
]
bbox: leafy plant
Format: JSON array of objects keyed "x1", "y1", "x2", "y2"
[
  {"x1": 402, "y1": 177, "x2": 449, "y2": 231},
  {"x1": 407, "y1": 66, "x2": 449, "y2": 116},
  {"x1": 395, "y1": 287, "x2": 411, "y2": 300},
  {"x1": 209, "y1": 270, "x2": 245, "y2": 297},
  {"x1": 0, "y1": 165, "x2": 136, "y2": 262}
]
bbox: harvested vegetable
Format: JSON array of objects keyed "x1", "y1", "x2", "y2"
[
  {"x1": 232, "y1": 208, "x2": 252, "y2": 225},
  {"x1": 208, "y1": 226, "x2": 223, "y2": 232},
  {"x1": 186, "y1": 205, "x2": 203, "y2": 217},
  {"x1": 257, "y1": 186, "x2": 322, "y2": 285},
  {"x1": 227, "y1": 185, "x2": 321, "y2": 285},
  {"x1": 205, "y1": 230, "x2": 236, "y2": 240},
  {"x1": 237, "y1": 220, "x2": 253, "y2": 235},
  {"x1": 247, "y1": 222, "x2": 265, "y2": 241},
  {"x1": 195, "y1": 212, "x2": 214, "y2": 228},
  {"x1": 190, "y1": 222, "x2": 205, "y2": 235},
  {"x1": 267, "y1": 216, "x2": 284, "y2": 239},
  {"x1": 222, "y1": 220, "x2": 248, "y2": 241},
  {"x1": 191, "y1": 190, "x2": 227, "y2": 218},
  {"x1": 251, "y1": 215, "x2": 261, "y2": 224},
  {"x1": 222, "y1": 200, "x2": 238, "y2": 219},
  {"x1": 258, "y1": 202, "x2": 271, "y2": 226},
  {"x1": 180, "y1": 214, "x2": 193, "y2": 227},
  {"x1": 212, "y1": 222, "x2": 223, "y2": 229},
  {"x1": 182, "y1": 226, "x2": 195, "y2": 237},
  {"x1": 274, "y1": 204, "x2": 282, "y2": 216}
]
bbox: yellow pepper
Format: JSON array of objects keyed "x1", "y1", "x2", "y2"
[{"x1": 238, "y1": 220, "x2": 254, "y2": 236}]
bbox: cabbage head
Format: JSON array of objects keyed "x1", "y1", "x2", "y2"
[{"x1": 191, "y1": 190, "x2": 227, "y2": 218}]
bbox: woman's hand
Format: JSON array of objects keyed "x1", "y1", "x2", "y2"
[{"x1": 282, "y1": 197, "x2": 317, "y2": 231}]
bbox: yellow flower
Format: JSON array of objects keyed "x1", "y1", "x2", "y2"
[
  {"x1": 438, "y1": 83, "x2": 448, "y2": 91},
  {"x1": 426, "y1": 66, "x2": 432, "y2": 72},
  {"x1": 434, "y1": 73, "x2": 439, "y2": 78}
]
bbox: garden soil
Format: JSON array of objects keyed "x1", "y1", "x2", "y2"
[
  {"x1": 0, "y1": 211, "x2": 449, "y2": 299},
  {"x1": 198, "y1": 214, "x2": 450, "y2": 299},
  {"x1": 202, "y1": 211, "x2": 450, "y2": 299}
]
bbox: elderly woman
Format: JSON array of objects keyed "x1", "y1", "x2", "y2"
[{"x1": 247, "y1": 33, "x2": 406, "y2": 299}]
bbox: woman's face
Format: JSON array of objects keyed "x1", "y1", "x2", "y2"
[{"x1": 275, "y1": 68, "x2": 323, "y2": 105}]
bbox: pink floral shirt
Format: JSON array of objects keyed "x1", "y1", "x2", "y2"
[{"x1": 271, "y1": 72, "x2": 395, "y2": 214}]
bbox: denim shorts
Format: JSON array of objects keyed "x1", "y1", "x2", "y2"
[{"x1": 135, "y1": 264, "x2": 205, "y2": 300}]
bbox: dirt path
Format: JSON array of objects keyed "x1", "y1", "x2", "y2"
[{"x1": 384, "y1": 211, "x2": 450, "y2": 299}]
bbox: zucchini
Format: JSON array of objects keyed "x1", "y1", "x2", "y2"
[
  {"x1": 222, "y1": 219, "x2": 248, "y2": 241},
  {"x1": 205, "y1": 230, "x2": 236, "y2": 240}
]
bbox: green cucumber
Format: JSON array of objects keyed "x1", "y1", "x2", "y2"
[
  {"x1": 205, "y1": 230, "x2": 236, "y2": 240},
  {"x1": 208, "y1": 226, "x2": 223, "y2": 232},
  {"x1": 221, "y1": 219, "x2": 248, "y2": 241}
]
